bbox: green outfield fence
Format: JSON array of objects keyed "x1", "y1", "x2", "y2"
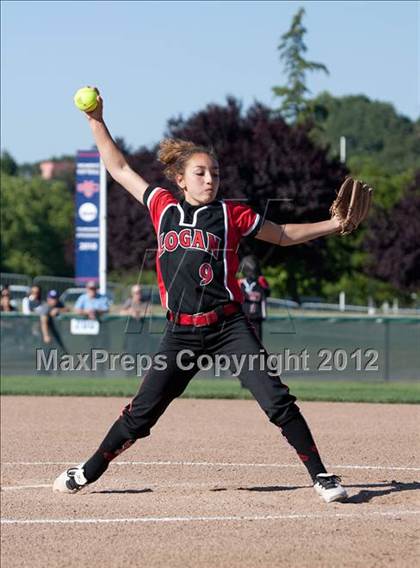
[{"x1": 1, "y1": 313, "x2": 419, "y2": 381}]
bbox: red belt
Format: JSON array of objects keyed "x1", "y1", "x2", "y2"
[{"x1": 168, "y1": 303, "x2": 240, "y2": 327}]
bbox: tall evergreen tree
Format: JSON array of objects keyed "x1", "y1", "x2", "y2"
[{"x1": 272, "y1": 7, "x2": 329, "y2": 123}]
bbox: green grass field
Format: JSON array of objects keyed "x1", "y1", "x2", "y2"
[{"x1": 1, "y1": 375, "x2": 419, "y2": 403}]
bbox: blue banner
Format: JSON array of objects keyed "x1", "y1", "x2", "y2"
[{"x1": 75, "y1": 150, "x2": 101, "y2": 283}]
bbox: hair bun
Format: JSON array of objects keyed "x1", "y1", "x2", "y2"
[
  {"x1": 157, "y1": 139, "x2": 196, "y2": 166},
  {"x1": 157, "y1": 138, "x2": 217, "y2": 184}
]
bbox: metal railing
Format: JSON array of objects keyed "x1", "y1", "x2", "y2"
[
  {"x1": 1, "y1": 272, "x2": 418, "y2": 315},
  {"x1": 0, "y1": 272, "x2": 32, "y2": 288},
  {"x1": 1, "y1": 272, "x2": 162, "y2": 307}
]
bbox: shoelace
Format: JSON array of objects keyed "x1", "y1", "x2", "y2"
[
  {"x1": 317, "y1": 475, "x2": 342, "y2": 489},
  {"x1": 66, "y1": 468, "x2": 83, "y2": 489}
]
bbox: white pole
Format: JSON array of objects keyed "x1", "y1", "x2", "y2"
[
  {"x1": 368, "y1": 296, "x2": 376, "y2": 315},
  {"x1": 340, "y1": 136, "x2": 346, "y2": 163},
  {"x1": 99, "y1": 159, "x2": 107, "y2": 295},
  {"x1": 339, "y1": 291, "x2": 346, "y2": 312}
]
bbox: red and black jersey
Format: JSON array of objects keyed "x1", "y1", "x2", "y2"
[
  {"x1": 143, "y1": 185, "x2": 263, "y2": 314},
  {"x1": 238, "y1": 276, "x2": 271, "y2": 320}
]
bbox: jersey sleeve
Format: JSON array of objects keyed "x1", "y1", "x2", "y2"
[
  {"x1": 258, "y1": 276, "x2": 271, "y2": 297},
  {"x1": 143, "y1": 185, "x2": 178, "y2": 230},
  {"x1": 257, "y1": 276, "x2": 270, "y2": 289},
  {"x1": 228, "y1": 202, "x2": 263, "y2": 238}
]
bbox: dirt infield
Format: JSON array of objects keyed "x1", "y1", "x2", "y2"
[{"x1": 1, "y1": 396, "x2": 419, "y2": 567}]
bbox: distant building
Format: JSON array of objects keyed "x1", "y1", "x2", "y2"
[{"x1": 40, "y1": 160, "x2": 74, "y2": 180}]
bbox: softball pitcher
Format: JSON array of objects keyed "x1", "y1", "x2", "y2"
[{"x1": 54, "y1": 89, "x2": 372, "y2": 502}]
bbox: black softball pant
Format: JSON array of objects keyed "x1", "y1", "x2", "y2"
[
  {"x1": 121, "y1": 311, "x2": 299, "y2": 436},
  {"x1": 83, "y1": 312, "x2": 326, "y2": 482}
]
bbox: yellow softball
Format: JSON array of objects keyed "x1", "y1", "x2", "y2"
[{"x1": 73, "y1": 87, "x2": 98, "y2": 112}]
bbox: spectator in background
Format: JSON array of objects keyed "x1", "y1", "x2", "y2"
[
  {"x1": 22, "y1": 285, "x2": 43, "y2": 314},
  {"x1": 0, "y1": 287, "x2": 17, "y2": 312},
  {"x1": 40, "y1": 290, "x2": 68, "y2": 343},
  {"x1": 74, "y1": 281, "x2": 110, "y2": 320},
  {"x1": 238, "y1": 255, "x2": 271, "y2": 341},
  {"x1": 120, "y1": 285, "x2": 149, "y2": 319}
]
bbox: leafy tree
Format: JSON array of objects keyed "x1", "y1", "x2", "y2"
[
  {"x1": 364, "y1": 171, "x2": 420, "y2": 292},
  {"x1": 1, "y1": 174, "x2": 74, "y2": 276},
  {"x1": 272, "y1": 7, "x2": 329, "y2": 123},
  {"x1": 310, "y1": 92, "x2": 420, "y2": 174},
  {"x1": 107, "y1": 97, "x2": 349, "y2": 301},
  {"x1": 322, "y1": 273, "x2": 406, "y2": 306},
  {"x1": 1, "y1": 151, "x2": 18, "y2": 176},
  {"x1": 347, "y1": 156, "x2": 414, "y2": 210}
]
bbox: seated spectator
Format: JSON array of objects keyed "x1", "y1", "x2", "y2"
[
  {"x1": 0, "y1": 287, "x2": 17, "y2": 312},
  {"x1": 22, "y1": 285, "x2": 43, "y2": 314},
  {"x1": 74, "y1": 281, "x2": 110, "y2": 320},
  {"x1": 40, "y1": 290, "x2": 69, "y2": 344},
  {"x1": 120, "y1": 285, "x2": 150, "y2": 319}
]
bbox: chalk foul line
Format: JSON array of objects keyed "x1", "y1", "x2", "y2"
[
  {"x1": 1, "y1": 484, "x2": 52, "y2": 491},
  {"x1": 2, "y1": 510, "x2": 420, "y2": 526}
]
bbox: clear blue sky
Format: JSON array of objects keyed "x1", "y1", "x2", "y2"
[{"x1": 1, "y1": 0, "x2": 419, "y2": 164}]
